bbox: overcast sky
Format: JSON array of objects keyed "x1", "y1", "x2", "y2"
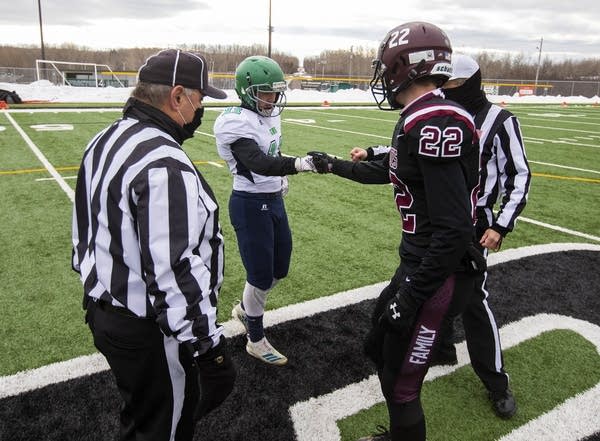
[{"x1": 3, "y1": 0, "x2": 600, "y2": 65}]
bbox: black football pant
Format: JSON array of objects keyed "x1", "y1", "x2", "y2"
[
  {"x1": 438, "y1": 245, "x2": 510, "y2": 393},
  {"x1": 374, "y1": 263, "x2": 475, "y2": 441},
  {"x1": 86, "y1": 300, "x2": 199, "y2": 441}
]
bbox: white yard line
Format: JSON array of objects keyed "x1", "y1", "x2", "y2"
[
  {"x1": 283, "y1": 119, "x2": 391, "y2": 139},
  {"x1": 3, "y1": 110, "x2": 74, "y2": 202},
  {"x1": 1, "y1": 243, "x2": 598, "y2": 400},
  {"x1": 523, "y1": 138, "x2": 543, "y2": 144},
  {"x1": 519, "y1": 216, "x2": 600, "y2": 242},
  {"x1": 528, "y1": 160, "x2": 600, "y2": 175},
  {"x1": 36, "y1": 175, "x2": 77, "y2": 181},
  {"x1": 521, "y1": 123, "x2": 599, "y2": 135},
  {"x1": 523, "y1": 136, "x2": 599, "y2": 148}
]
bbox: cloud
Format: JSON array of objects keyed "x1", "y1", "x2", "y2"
[{"x1": 2, "y1": 0, "x2": 209, "y2": 25}]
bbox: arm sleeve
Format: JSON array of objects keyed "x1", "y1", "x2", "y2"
[
  {"x1": 132, "y1": 158, "x2": 221, "y2": 346},
  {"x1": 230, "y1": 137, "x2": 298, "y2": 176},
  {"x1": 367, "y1": 145, "x2": 391, "y2": 161},
  {"x1": 330, "y1": 154, "x2": 391, "y2": 184},
  {"x1": 493, "y1": 116, "x2": 531, "y2": 235}
]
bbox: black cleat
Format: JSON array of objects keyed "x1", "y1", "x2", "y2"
[
  {"x1": 357, "y1": 425, "x2": 391, "y2": 441},
  {"x1": 489, "y1": 388, "x2": 517, "y2": 419}
]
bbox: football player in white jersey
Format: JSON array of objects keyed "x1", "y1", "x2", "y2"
[{"x1": 214, "y1": 56, "x2": 315, "y2": 366}]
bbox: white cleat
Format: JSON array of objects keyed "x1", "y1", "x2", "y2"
[
  {"x1": 231, "y1": 302, "x2": 249, "y2": 333},
  {"x1": 246, "y1": 337, "x2": 288, "y2": 366}
]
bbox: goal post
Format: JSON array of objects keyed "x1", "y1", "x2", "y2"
[{"x1": 35, "y1": 59, "x2": 126, "y2": 87}]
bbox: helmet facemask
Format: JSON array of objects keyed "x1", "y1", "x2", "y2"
[{"x1": 243, "y1": 81, "x2": 287, "y2": 117}]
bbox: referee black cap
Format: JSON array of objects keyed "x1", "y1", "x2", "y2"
[{"x1": 138, "y1": 49, "x2": 227, "y2": 99}]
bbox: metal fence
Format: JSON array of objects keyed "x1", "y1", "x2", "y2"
[
  {"x1": 482, "y1": 79, "x2": 600, "y2": 98},
  {"x1": 1, "y1": 67, "x2": 599, "y2": 98}
]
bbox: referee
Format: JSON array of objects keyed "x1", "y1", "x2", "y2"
[
  {"x1": 72, "y1": 49, "x2": 235, "y2": 441},
  {"x1": 441, "y1": 53, "x2": 532, "y2": 418}
]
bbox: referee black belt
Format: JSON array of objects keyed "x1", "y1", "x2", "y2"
[{"x1": 232, "y1": 190, "x2": 282, "y2": 199}]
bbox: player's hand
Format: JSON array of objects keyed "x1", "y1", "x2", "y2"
[
  {"x1": 480, "y1": 228, "x2": 503, "y2": 251},
  {"x1": 281, "y1": 176, "x2": 289, "y2": 197},
  {"x1": 382, "y1": 283, "x2": 420, "y2": 333},
  {"x1": 193, "y1": 337, "x2": 236, "y2": 420},
  {"x1": 307, "y1": 151, "x2": 334, "y2": 173},
  {"x1": 350, "y1": 147, "x2": 367, "y2": 162},
  {"x1": 294, "y1": 155, "x2": 316, "y2": 172}
]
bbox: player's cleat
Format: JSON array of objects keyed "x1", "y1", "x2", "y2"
[
  {"x1": 231, "y1": 302, "x2": 249, "y2": 333},
  {"x1": 356, "y1": 425, "x2": 391, "y2": 440},
  {"x1": 246, "y1": 337, "x2": 288, "y2": 366},
  {"x1": 489, "y1": 388, "x2": 517, "y2": 419}
]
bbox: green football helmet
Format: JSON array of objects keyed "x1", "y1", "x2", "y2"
[{"x1": 235, "y1": 56, "x2": 287, "y2": 117}]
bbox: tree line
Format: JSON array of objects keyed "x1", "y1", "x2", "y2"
[{"x1": 0, "y1": 43, "x2": 598, "y2": 81}]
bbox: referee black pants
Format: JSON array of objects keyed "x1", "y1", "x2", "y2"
[
  {"x1": 86, "y1": 301, "x2": 199, "y2": 441},
  {"x1": 461, "y1": 260, "x2": 510, "y2": 393},
  {"x1": 437, "y1": 244, "x2": 510, "y2": 393}
]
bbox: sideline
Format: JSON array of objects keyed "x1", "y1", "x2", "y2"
[
  {"x1": 1, "y1": 242, "x2": 599, "y2": 400},
  {"x1": 2, "y1": 111, "x2": 75, "y2": 202}
]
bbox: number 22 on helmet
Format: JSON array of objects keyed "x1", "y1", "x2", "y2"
[{"x1": 370, "y1": 21, "x2": 453, "y2": 110}]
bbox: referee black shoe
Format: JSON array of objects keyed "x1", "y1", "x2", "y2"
[{"x1": 489, "y1": 388, "x2": 517, "y2": 419}]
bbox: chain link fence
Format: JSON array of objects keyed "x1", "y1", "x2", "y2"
[
  {"x1": 482, "y1": 79, "x2": 600, "y2": 98},
  {"x1": 1, "y1": 67, "x2": 599, "y2": 98}
]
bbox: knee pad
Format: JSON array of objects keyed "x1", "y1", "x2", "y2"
[{"x1": 242, "y1": 282, "x2": 269, "y2": 317}]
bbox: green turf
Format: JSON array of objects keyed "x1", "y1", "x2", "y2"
[
  {"x1": 0, "y1": 105, "x2": 599, "y2": 375},
  {"x1": 339, "y1": 329, "x2": 600, "y2": 441}
]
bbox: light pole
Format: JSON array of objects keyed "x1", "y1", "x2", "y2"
[
  {"x1": 267, "y1": 0, "x2": 272, "y2": 58},
  {"x1": 534, "y1": 37, "x2": 543, "y2": 93},
  {"x1": 349, "y1": 46, "x2": 353, "y2": 83},
  {"x1": 37, "y1": 0, "x2": 46, "y2": 60}
]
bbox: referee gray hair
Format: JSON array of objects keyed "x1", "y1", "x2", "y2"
[{"x1": 131, "y1": 81, "x2": 195, "y2": 107}]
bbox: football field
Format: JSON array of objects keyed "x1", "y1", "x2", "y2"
[{"x1": 1, "y1": 103, "x2": 599, "y2": 440}]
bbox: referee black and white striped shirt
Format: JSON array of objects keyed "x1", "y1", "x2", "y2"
[
  {"x1": 72, "y1": 98, "x2": 224, "y2": 347},
  {"x1": 474, "y1": 102, "x2": 531, "y2": 236}
]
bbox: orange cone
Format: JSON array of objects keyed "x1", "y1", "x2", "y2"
[{"x1": 321, "y1": 100, "x2": 330, "y2": 107}]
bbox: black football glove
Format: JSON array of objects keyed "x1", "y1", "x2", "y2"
[
  {"x1": 464, "y1": 242, "x2": 487, "y2": 274},
  {"x1": 193, "y1": 336, "x2": 236, "y2": 420},
  {"x1": 382, "y1": 283, "x2": 421, "y2": 334},
  {"x1": 307, "y1": 151, "x2": 334, "y2": 173}
]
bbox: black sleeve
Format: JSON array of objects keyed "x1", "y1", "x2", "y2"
[
  {"x1": 231, "y1": 137, "x2": 298, "y2": 176},
  {"x1": 330, "y1": 154, "x2": 390, "y2": 184},
  {"x1": 409, "y1": 158, "x2": 474, "y2": 301}
]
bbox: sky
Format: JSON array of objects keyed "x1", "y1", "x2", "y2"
[{"x1": 3, "y1": 0, "x2": 600, "y2": 65}]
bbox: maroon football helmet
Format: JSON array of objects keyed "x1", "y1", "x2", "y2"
[{"x1": 370, "y1": 21, "x2": 453, "y2": 110}]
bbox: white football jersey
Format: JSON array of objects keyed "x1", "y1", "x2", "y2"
[{"x1": 214, "y1": 106, "x2": 284, "y2": 193}]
